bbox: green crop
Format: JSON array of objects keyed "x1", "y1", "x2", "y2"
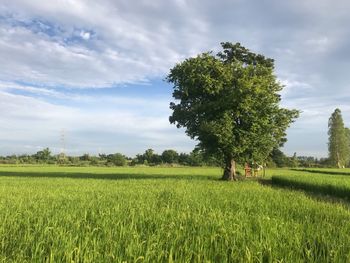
[
  {"x1": 271, "y1": 169, "x2": 350, "y2": 200},
  {"x1": 0, "y1": 166, "x2": 350, "y2": 262}
]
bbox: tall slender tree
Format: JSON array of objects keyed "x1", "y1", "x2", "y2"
[
  {"x1": 346, "y1": 127, "x2": 350, "y2": 167},
  {"x1": 328, "y1": 109, "x2": 349, "y2": 168}
]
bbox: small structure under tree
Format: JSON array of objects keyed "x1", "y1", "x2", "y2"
[
  {"x1": 167, "y1": 42, "x2": 299, "y2": 180},
  {"x1": 244, "y1": 162, "x2": 265, "y2": 178}
]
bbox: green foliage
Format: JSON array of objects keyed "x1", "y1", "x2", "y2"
[
  {"x1": 328, "y1": 109, "x2": 350, "y2": 168},
  {"x1": 144, "y1": 148, "x2": 155, "y2": 164},
  {"x1": 178, "y1": 151, "x2": 204, "y2": 166},
  {"x1": 167, "y1": 42, "x2": 299, "y2": 173},
  {"x1": 0, "y1": 148, "x2": 221, "y2": 167},
  {"x1": 0, "y1": 166, "x2": 350, "y2": 262},
  {"x1": 296, "y1": 156, "x2": 320, "y2": 168},
  {"x1": 161, "y1": 149, "x2": 179, "y2": 164},
  {"x1": 106, "y1": 153, "x2": 127, "y2": 166},
  {"x1": 80, "y1": 153, "x2": 91, "y2": 161},
  {"x1": 0, "y1": 149, "x2": 324, "y2": 168},
  {"x1": 269, "y1": 149, "x2": 323, "y2": 168},
  {"x1": 269, "y1": 148, "x2": 289, "y2": 167},
  {"x1": 131, "y1": 149, "x2": 220, "y2": 167},
  {"x1": 290, "y1": 152, "x2": 299, "y2": 168},
  {"x1": 133, "y1": 149, "x2": 163, "y2": 166},
  {"x1": 34, "y1": 148, "x2": 52, "y2": 162},
  {"x1": 346, "y1": 127, "x2": 350, "y2": 167}
]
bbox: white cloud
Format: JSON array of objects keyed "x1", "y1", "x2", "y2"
[
  {"x1": 0, "y1": 90, "x2": 194, "y2": 155},
  {"x1": 0, "y1": 81, "x2": 66, "y2": 98},
  {"x1": 80, "y1": 30, "x2": 90, "y2": 40},
  {"x1": 0, "y1": 0, "x2": 211, "y2": 87},
  {"x1": 1, "y1": 0, "x2": 350, "y2": 156},
  {"x1": 279, "y1": 79, "x2": 313, "y2": 99}
]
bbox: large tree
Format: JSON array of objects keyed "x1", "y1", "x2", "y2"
[
  {"x1": 167, "y1": 42, "x2": 299, "y2": 180},
  {"x1": 328, "y1": 109, "x2": 349, "y2": 168}
]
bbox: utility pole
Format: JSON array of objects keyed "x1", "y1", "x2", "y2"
[{"x1": 59, "y1": 129, "x2": 66, "y2": 163}]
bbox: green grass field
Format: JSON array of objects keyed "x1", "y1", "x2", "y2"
[
  {"x1": 271, "y1": 171, "x2": 350, "y2": 200},
  {"x1": 1, "y1": 166, "x2": 350, "y2": 262}
]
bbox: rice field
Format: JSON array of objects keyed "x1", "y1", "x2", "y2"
[
  {"x1": 271, "y1": 169, "x2": 350, "y2": 200},
  {"x1": 0, "y1": 166, "x2": 350, "y2": 262}
]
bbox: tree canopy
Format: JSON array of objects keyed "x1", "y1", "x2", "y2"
[
  {"x1": 167, "y1": 42, "x2": 299, "y2": 180},
  {"x1": 328, "y1": 109, "x2": 350, "y2": 168}
]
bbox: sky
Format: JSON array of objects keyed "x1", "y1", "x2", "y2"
[{"x1": 0, "y1": 0, "x2": 350, "y2": 157}]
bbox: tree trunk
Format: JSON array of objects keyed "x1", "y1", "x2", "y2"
[
  {"x1": 263, "y1": 165, "x2": 266, "y2": 177},
  {"x1": 337, "y1": 151, "x2": 341, "y2": 168},
  {"x1": 222, "y1": 157, "x2": 236, "y2": 181}
]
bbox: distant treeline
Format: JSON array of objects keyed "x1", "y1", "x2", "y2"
[
  {"x1": 0, "y1": 147, "x2": 333, "y2": 168},
  {"x1": 0, "y1": 148, "x2": 220, "y2": 167},
  {"x1": 269, "y1": 148, "x2": 333, "y2": 168}
]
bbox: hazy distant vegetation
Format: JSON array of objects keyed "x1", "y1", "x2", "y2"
[
  {"x1": 0, "y1": 146, "x2": 334, "y2": 168},
  {"x1": 0, "y1": 148, "x2": 220, "y2": 167}
]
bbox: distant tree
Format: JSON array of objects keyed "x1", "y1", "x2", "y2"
[
  {"x1": 99, "y1": 153, "x2": 107, "y2": 160},
  {"x1": 297, "y1": 156, "x2": 318, "y2": 168},
  {"x1": 133, "y1": 154, "x2": 144, "y2": 165},
  {"x1": 144, "y1": 149, "x2": 154, "y2": 163},
  {"x1": 290, "y1": 152, "x2": 299, "y2": 168},
  {"x1": 68, "y1": 156, "x2": 80, "y2": 165},
  {"x1": 167, "y1": 42, "x2": 299, "y2": 180},
  {"x1": 34, "y1": 148, "x2": 51, "y2": 162},
  {"x1": 174, "y1": 149, "x2": 222, "y2": 167},
  {"x1": 328, "y1": 109, "x2": 350, "y2": 168},
  {"x1": 89, "y1": 156, "x2": 100, "y2": 166},
  {"x1": 178, "y1": 153, "x2": 191, "y2": 166},
  {"x1": 18, "y1": 154, "x2": 34, "y2": 164},
  {"x1": 191, "y1": 152, "x2": 205, "y2": 166},
  {"x1": 133, "y1": 149, "x2": 162, "y2": 165},
  {"x1": 319, "y1": 157, "x2": 331, "y2": 167},
  {"x1": 151, "y1": 154, "x2": 163, "y2": 165},
  {"x1": 269, "y1": 148, "x2": 288, "y2": 167},
  {"x1": 80, "y1": 153, "x2": 91, "y2": 161},
  {"x1": 161, "y1": 149, "x2": 179, "y2": 164},
  {"x1": 107, "y1": 153, "x2": 126, "y2": 166},
  {"x1": 3, "y1": 154, "x2": 19, "y2": 164}
]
